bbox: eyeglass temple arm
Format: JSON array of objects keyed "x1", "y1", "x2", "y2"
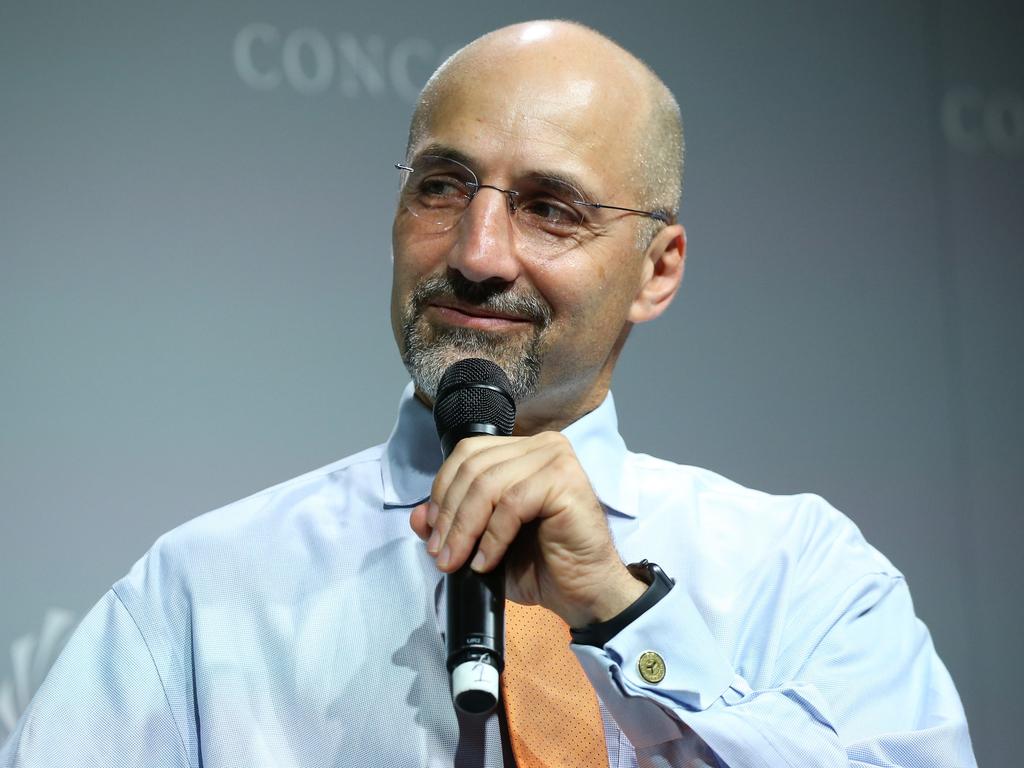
[{"x1": 574, "y1": 200, "x2": 670, "y2": 223}]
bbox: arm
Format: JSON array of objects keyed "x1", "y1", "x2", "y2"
[
  {"x1": 574, "y1": 566, "x2": 975, "y2": 767},
  {"x1": 0, "y1": 590, "x2": 190, "y2": 768},
  {"x1": 413, "y1": 433, "x2": 975, "y2": 767}
]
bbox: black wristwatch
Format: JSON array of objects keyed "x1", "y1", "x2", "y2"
[{"x1": 570, "y1": 560, "x2": 675, "y2": 648}]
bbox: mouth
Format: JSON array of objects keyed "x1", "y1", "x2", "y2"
[{"x1": 425, "y1": 301, "x2": 535, "y2": 330}]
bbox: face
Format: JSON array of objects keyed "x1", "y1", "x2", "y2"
[{"x1": 391, "y1": 41, "x2": 663, "y2": 430}]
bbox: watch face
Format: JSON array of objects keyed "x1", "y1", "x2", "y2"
[{"x1": 627, "y1": 561, "x2": 655, "y2": 586}]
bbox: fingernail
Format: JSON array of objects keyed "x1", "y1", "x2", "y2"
[
  {"x1": 427, "y1": 529, "x2": 440, "y2": 555},
  {"x1": 427, "y1": 502, "x2": 439, "y2": 526},
  {"x1": 470, "y1": 550, "x2": 486, "y2": 572},
  {"x1": 437, "y1": 545, "x2": 450, "y2": 569}
]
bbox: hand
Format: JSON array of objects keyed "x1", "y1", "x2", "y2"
[{"x1": 409, "y1": 432, "x2": 646, "y2": 628}]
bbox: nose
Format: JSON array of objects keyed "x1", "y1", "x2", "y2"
[{"x1": 445, "y1": 187, "x2": 521, "y2": 285}]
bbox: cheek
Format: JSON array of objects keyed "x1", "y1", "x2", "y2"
[
  {"x1": 392, "y1": 231, "x2": 432, "y2": 297},
  {"x1": 393, "y1": 219, "x2": 451, "y2": 282},
  {"x1": 390, "y1": 224, "x2": 424, "y2": 336},
  {"x1": 531, "y1": 248, "x2": 625, "y2": 327},
  {"x1": 389, "y1": 274, "x2": 407, "y2": 351}
]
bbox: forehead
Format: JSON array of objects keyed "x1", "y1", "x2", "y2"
[{"x1": 413, "y1": 68, "x2": 646, "y2": 199}]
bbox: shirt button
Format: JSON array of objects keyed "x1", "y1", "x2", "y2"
[{"x1": 637, "y1": 650, "x2": 666, "y2": 684}]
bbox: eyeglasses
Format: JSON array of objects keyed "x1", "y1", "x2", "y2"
[{"x1": 394, "y1": 155, "x2": 668, "y2": 255}]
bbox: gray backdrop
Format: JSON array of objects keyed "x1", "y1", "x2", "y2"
[{"x1": 2, "y1": 1, "x2": 1021, "y2": 765}]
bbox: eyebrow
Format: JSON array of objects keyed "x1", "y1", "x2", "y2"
[
  {"x1": 410, "y1": 142, "x2": 603, "y2": 205},
  {"x1": 412, "y1": 143, "x2": 477, "y2": 169}
]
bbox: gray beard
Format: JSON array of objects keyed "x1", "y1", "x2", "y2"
[{"x1": 399, "y1": 273, "x2": 551, "y2": 402}]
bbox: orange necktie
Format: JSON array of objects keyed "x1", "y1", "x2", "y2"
[{"x1": 501, "y1": 601, "x2": 608, "y2": 768}]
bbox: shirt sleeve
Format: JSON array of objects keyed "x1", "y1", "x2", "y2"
[
  {"x1": 0, "y1": 590, "x2": 190, "y2": 768},
  {"x1": 573, "y1": 571, "x2": 976, "y2": 767}
]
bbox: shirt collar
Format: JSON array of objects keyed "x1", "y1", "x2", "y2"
[{"x1": 381, "y1": 382, "x2": 637, "y2": 518}]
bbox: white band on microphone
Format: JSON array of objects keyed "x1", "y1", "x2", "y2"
[{"x1": 451, "y1": 659, "x2": 500, "y2": 714}]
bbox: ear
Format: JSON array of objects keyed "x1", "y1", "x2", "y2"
[{"x1": 628, "y1": 223, "x2": 686, "y2": 324}]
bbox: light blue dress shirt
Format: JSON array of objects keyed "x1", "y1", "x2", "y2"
[{"x1": 1, "y1": 385, "x2": 975, "y2": 767}]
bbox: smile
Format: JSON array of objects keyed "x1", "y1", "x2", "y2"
[{"x1": 426, "y1": 302, "x2": 534, "y2": 331}]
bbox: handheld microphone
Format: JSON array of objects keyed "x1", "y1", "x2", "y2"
[{"x1": 432, "y1": 358, "x2": 516, "y2": 715}]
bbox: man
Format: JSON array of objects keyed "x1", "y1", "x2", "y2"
[{"x1": 1, "y1": 20, "x2": 974, "y2": 767}]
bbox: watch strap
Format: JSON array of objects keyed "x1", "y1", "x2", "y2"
[{"x1": 569, "y1": 560, "x2": 674, "y2": 648}]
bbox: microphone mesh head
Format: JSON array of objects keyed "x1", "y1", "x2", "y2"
[{"x1": 434, "y1": 359, "x2": 516, "y2": 438}]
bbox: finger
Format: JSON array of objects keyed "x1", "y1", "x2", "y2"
[
  {"x1": 470, "y1": 478, "x2": 543, "y2": 572},
  {"x1": 430, "y1": 437, "x2": 523, "y2": 560},
  {"x1": 469, "y1": 443, "x2": 587, "y2": 573},
  {"x1": 435, "y1": 438, "x2": 546, "y2": 568},
  {"x1": 438, "y1": 439, "x2": 565, "y2": 572},
  {"x1": 408, "y1": 501, "x2": 432, "y2": 541},
  {"x1": 476, "y1": 442, "x2": 610, "y2": 576},
  {"x1": 431, "y1": 435, "x2": 515, "y2": 508}
]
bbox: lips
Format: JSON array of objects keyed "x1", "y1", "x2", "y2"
[
  {"x1": 426, "y1": 301, "x2": 535, "y2": 331},
  {"x1": 428, "y1": 301, "x2": 532, "y2": 323}
]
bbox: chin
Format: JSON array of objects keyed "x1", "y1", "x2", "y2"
[{"x1": 402, "y1": 328, "x2": 543, "y2": 403}]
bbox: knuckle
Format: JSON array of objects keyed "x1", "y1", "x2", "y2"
[
  {"x1": 543, "y1": 431, "x2": 571, "y2": 449},
  {"x1": 479, "y1": 527, "x2": 501, "y2": 552},
  {"x1": 552, "y1": 452, "x2": 576, "y2": 473},
  {"x1": 445, "y1": 511, "x2": 467, "y2": 536},
  {"x1": 433, "y1": 494, "x2": 452, "y2": 517},
  {"x1": 451, "y1": 439, "x2": 476, "y2": 459},
  {"x1": 498, "y1": 482, "x2": 527, "y2": 512},
  {"x1": 467, "y1": 466, "x2": 501, "y2": 498},
  {"x1": 460, "y1": 454, "x2": 488, "y2": 479},
  {"x1": 485, "y1": 509, "x2": 520, "y2": 545},
  {"x1": 431, "y1": 472, "x2": 450, "y2": 500},
  {"x1": 459, "y1": 452, "x2": 480, "y2": 471},
  {"x1": 435, "y1": 505, "x2": 454, "y2": 530}
]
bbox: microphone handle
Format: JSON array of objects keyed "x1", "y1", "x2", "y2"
[
  {"x1": 446, "y1": 561, "x2": 505, "y2": 715},
  {"x1": 437, "y1": 411, "x2": 512, "y2": 714},
  {"x1": 441, "y1": 423, "x2": 506, "y2": 715}
]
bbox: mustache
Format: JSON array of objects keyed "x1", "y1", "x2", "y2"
[{"x1": 410, "y1": 272, "x2": 552, "y2": 327}]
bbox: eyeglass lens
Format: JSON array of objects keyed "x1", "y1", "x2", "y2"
[{"x1": 398, "y1": 155, "x2": 587, "y2": 249}]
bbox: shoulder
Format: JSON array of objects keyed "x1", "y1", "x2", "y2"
[
  {"x1": 621, "y1": 453, "x2": 908, "y2": 681},
  {"x1": 166, "y1": 443, "x2": 383, "y2": 547},
  {"x1": 113, "y1": 443, "x2": 388, "y2": 610},
  {"x1": 625, "y1": 451, "x2": 898, "y2": 582}
]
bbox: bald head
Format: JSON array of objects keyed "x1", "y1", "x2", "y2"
[{"x1": 406, "y1": 21, "x2": 684, "y2": 244}]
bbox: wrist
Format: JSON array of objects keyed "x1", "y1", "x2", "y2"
[
  {"x1": 561, "y1": 562, "x2": 646, "y2": 628},
  {"x1": 573, "y1": 560, "x2": 653, "y2": 627},
  {"x1": 570, "y1": 561, "x2": 674, "y2": 648}
]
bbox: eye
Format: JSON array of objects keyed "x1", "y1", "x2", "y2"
[
  {"x1": 401, "y1": 155, "x2": 476, "y2": 209},
  {"x1": 416, "y1": 175, "x2": 470, "y2": 205},
  {"x1": 518, "y1": 196, "x2": 583, "y2": 236}
]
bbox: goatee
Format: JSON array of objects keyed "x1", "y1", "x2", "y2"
[{"x1": 400, "y1": 272, "x2": 552, "y2": 402}]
